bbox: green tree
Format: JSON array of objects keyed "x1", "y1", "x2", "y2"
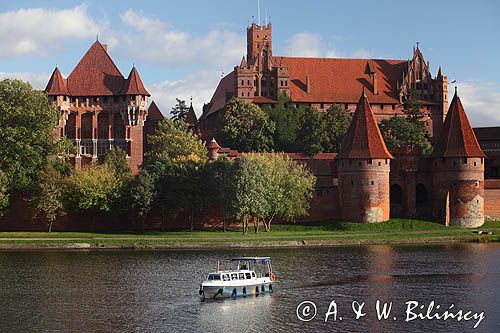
[
  {"x1": 103, "y1": 147, "x2": 132, "y2": 180},
  {"x1": 31, "y1": 165, "x2": 66, "y2": 232},
  {"x1": 263, "y1": 92, "x2": 305, "y2": 152},
  {"x1": 0, "y1": 170, "x2": 9, "y2": 216},
  {"x1": 171, "y1": 98, "x2": 190, "y2": 121},
  {"x1": 296, "y1": 106, "x2": 327, "y2": 155},
  {"x1": 220, "y1": 98, "x2": 275, "y2": 152},
  {"x1": 128, "y1": 171, "x2": 155, "y2": 232},
  {"x1": 144, "y1": 117, "x2": 207, "y2": 165},
  {"x1": 0, "y1": 79, "x2": 59, "y2": 192},
  {"x1": 323, "y1": 104, "x2": 352, "y2": 152},
  {"x1": 379, "y1": 90, "x2": 432, "y2": 154},
  {"x1": 64, "y1": 164, "x2": 122, "y2": 231}
]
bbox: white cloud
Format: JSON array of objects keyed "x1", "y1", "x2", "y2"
[
  {"x1": 283, "y1": 32, "x2": 370, "y2": 59},
  {"x1": 0, "y1": 5, "x2": 116, "y2": 58},
  {"x1": 119, "y1": 10, "x2": 244, "y2": 68},
  {"x1": 147, "y1": 70, "x2": 222, "y2": 118},
  {"x1": 0, "y1": 71, "x2": 51, "y2": 89},
  {"x1": 451, "y1": 81, "x2": 500, "y2": 127}
]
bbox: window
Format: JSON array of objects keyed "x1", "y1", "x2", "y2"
[
  {"x1": 251, "y1": 272, "x2": 256, "y2": 278},
  {"x1": 378, "y1": 162, "x2": 381, "y2": 166},
  {"x1": 380, "y1": 104, "x2": 384, "y2": 110},
  {"x1": 368, "y1": 159, "x2": 372, "y2": 165},
  {"x1": 320, "y1": 103, "x2": 324, "y2": 109},
  {"x1": 371, "y1": 181, "x2": 374, "y2": 185},
  {"x1": 231, "y1": 273, "x2": 238, "y2": 280},
  {"x1": 208, "y1": 274, "x2": 221, "y2": 280},
  {"x1": 247, "y1": 80, "x2": 250, "y2": 85},
  {"x1": 241, "y1": 80, "x2": 244, "y2": 86},
  {"x1": 223, "y1": 274, "x2": 230, "y2": 281},
  {"x1": 463, "y1": 158, "x2": 467, "y2": 165},
  {"x1": 392, "y1": 105, "x2": 396, "y2": 110},
  {"x1": 245, "y1": 273, "x2": 251, "y2": 279},
  {"x1": 238, "y1": 273, "x2": 245, "y2": 280}
]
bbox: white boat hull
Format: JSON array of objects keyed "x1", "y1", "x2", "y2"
[{"x1": 200, "y1": 282, "x2": 274, "y2": 299}]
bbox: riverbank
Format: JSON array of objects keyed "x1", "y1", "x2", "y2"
[{"x1": 0, "y1": 219, "x2": 498, "y2": 249}]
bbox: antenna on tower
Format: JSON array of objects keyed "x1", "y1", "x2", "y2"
[{"x1": 257, "y1": 0, "x2": 261, "y2": 26}]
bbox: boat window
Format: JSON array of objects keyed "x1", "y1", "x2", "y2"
[
  {"x1": 251, "y1": 272, "x2": 256, "y2": 278},
  {"x1": 245, "y1": 273, "x2": 251, "y2": 279},
  {"x1": 231, "y1": 273, "x2": 238, "y2": 280},
  {"x1": 208, "y1": 274, "x2": 221, "y2": 281},
  {"x1": 223, "y1": 274, "x2": 230, "y2": 281},
  {"x1": 238, "y1": 273, "x2": 245, "y2": 280}
]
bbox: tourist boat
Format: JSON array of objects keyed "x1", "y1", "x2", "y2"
[{"x1": 198, "y1": 257, "x2": 276, "y2": 299}]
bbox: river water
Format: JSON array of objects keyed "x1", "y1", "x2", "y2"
[{"x1": 0, "y1": 244, "x2": 498, "y2": 332}]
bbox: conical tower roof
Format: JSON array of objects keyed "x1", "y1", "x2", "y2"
[
  {"x1": 431, "y1": 89, "x2": 485, "y2": 158},
  {"x1": 336, "y1": 90, "x2": 393, "y2": 159},
  {"x1": 45, "y1": 67, "x2": 69, "y2": 96},
  {"x1": 67, "y1": 41, "x2": 124, "y2": 96},
  {"x1": 186, "y1": 102, "x2": 198, "y2": 127},
  {"x1": 120, "y1": 66, "x2": 150, "y2": 96},
  {"x1": 147, "y1": 101, "x2": 164, "y2": 121}
]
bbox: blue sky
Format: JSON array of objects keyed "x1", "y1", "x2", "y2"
[{"x1": 1, "y1": 0, "x2": 499, "y2": 126}]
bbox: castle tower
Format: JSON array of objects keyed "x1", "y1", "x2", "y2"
[
  {"x1": 430, "y1": 89, "x2": 486, "y2": 227},
  {"x1": 335, "y1": 90, "x2": 393, "y2": 223},
  {"x1": 247, "y1": 22, "x2": 272, "y2": 64},
  {"x1": 207, "y1": 138, "x2": 221, "y2": 161},
  {"x1": 45, "y1": 67, "x2": 70, "y2": 139},
  {"x1": 234, "y1": 56, "x2": 254, "y2": 100}
]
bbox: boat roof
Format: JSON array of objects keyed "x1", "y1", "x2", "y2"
[{"x1": 231, "y1": 257, "x2": 271, "y2": 262}]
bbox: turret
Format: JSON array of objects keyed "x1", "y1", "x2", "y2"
[
  {"x1": 335, "y1": 90, "x2": 393, "y2": 222},
  {"x1": 45, "y1": 67, "x2": 71, "y2": 138},
  {"x1": 430, "y1": 88, "x2": 486, "y2": 227},
  {"x1": 207, "y1": 138, "x2": 221, "y2": 161}
]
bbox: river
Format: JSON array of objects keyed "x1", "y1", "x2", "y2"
[{"x1": 0, "y1": 244, "x2": 498, "y2": 332}]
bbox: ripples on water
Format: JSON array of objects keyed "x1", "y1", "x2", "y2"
[{"x1": 0, "y1": 244, "x2": 498, "y2": 332}]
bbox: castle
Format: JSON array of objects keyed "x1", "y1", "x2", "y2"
[
  {"x1": 200, "y1": 23, "x2": 449, "y2": 143},
  {"x1": 45, "y1": 40, "x2": 161, "y2": 173}
]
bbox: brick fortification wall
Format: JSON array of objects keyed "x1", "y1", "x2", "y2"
[{"x1": 485, "y1": 179, "x2": 500, "y2": 220}]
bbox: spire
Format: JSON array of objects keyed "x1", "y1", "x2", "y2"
[
  {"x1": 45, "y1": 67, "x2": 69, "y2": 96},
  {"x1": 431, "y1": 90, "x2": 485, "y2": 158},
  {"x1": 186, "y1": 100, "x2": 198, "y2": 127},
  {"x1": 240, "y1": 56, "x2": 247, "y2": 67},
  {"x1": 120, "y1": 66, "x2": 150, "y2": 96},
  {"x1": 336, "y1": 91, "x2": 393, "y2": 159},
  {"x1": 436, "y1": 66, "x2": 443, "y2": 80},
  {"x1": 147, "y1": 101, "x2": 164, "y2": 121}
]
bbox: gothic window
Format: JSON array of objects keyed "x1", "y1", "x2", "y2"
[
  {"x1": 241, "y1": 80, "x2": 244, "y2": 86},
  {"x1": 247, "y1": 80, "x2": 250, "y2": 85}
]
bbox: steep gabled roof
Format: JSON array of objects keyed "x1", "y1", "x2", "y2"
[
  {"x1": 147, "y1": 101, "x2": 164, "y2": 121},
  {"x1": 336, "y1": 90, "x2": 393, "y2": 159},
  {"x1": 186, "y1": 103, "x2": 198, "y2": 127},
  {"x1": 120, "y1": 66, "x2": 150, "y2": 96},
  {"x1": 431, "y1": 90, "x2": 485, "y2": 158},
  {"x1": 45, "y1": 67, "x2": 69, "y2": 95},
  {"x1": 67, "y1": 41, "x2": 124, "y2": 96}
]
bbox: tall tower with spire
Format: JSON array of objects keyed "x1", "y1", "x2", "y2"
[
  {"x1": 430, "y1": 89, "x2": 486, "y2": 227},
  {"x1": 335, "y1": 90, "x2": 393, "y2": 223}
]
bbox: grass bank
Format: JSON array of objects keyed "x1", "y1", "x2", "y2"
[{"x1": 0, "y1": 219, "x2": 498, "y2": 249}]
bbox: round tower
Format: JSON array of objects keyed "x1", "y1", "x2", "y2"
[
  {"x1": 207, "y1": 138, "x2": 221, "y2": 161},
  {"x1": 335, "y1": 90, "x2": 393, "y2": 223},
  {"x1": 430, "y1": 89, "x2": 485, "y2": 227}
]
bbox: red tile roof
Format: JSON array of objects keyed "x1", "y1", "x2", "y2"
[
  {"x1": 67, "y1": 41, "x2": 125, "y2": 96},
  {"x1": 45, "y1": 67, "x2": 69, "y2": 96},
  {"x1": 278, "y1": 57, "x2": 407, "y2": 104},
  {"x1": 431, "y1": 91, "x2": 486, "y2": 158},
  {"x1": 201, "y1": 72, "x2": 234, "y2": 119},
  {"x1": 147, "y1": 101, "x2": 164, "y2": 121},
  {"x1": 207, "y1": 138, "x2": 221, "y2": 150},
  {"x1": 253, "y1": 96, "x2": 278, "y2": 104},
  {"x1": 336, "y1": 91, "x2": 393, "y2": 159},
  {"x1": 120, "y1": 66, "x2": 150, "y2": 96}
]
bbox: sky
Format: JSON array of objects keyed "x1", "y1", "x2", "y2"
[{"x1": 0, "y1": 0, "x2": 499, "y2": 126}]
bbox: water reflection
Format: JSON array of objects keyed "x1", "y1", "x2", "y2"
[{"x1": 0, "y1": 244, "x2": 498, "y2": 332}]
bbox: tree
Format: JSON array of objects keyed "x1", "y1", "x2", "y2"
[
  {"x1": 263, "y1": 92, "x2": 305, "y2": 152},
  {"x1": 128, "y1": 171, "x2": 155, "y2": 232},
  {"x1": 31, "y1": 165, "x2": 66, "y2": 232},
  {"x1": 227, "y1": 153, "x2": 316, "y2": 234},
  {"x1": 323, "y1": 104, "x2": 352, "y2": 152},
  {"x1": 296, "y1": 106, "x2": 327, "y2": 155},
  {"x1": 171, "y1": 98, "x2": 190, "y2": 121},
  {"x1": 0, "y1": 79, "x2": 59, "y2": 193},
  {"x1": 144, "y1": 117, "x2": 207, "y2": 165},
  {"x1": 379, "y1": 90, "x2": 432, "y2": 154},
  {"x1": 64, "y1": 164, "x2": 122, "y2": 231},
  {"x1": 0, "y1": 170, "x2": 9, "y2": 216},
  {"x1": 103, "y1": 147, "x2": 131, "y2": 180},
  {"x1": 142, "y1": 118, "x2": 207, "y2": 230},
  {"x1": 220, "y1": 98, "x2": 275, "y2": 152}
]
